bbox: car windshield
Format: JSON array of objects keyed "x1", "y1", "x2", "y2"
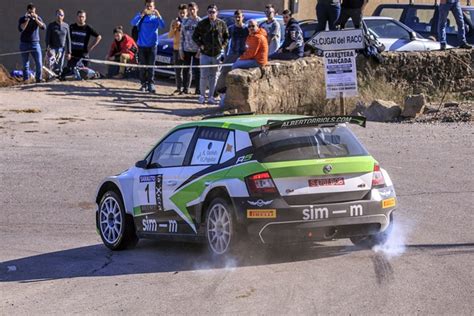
[
  {"x1": 360, "y1": 20, "x2": 410, "y2": 40},
  {"x1": 251, "y1": 125, "x2": 369, "y2": 163}
]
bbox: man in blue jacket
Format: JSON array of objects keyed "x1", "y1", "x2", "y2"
[
  {"x1": 131, "y1": 0, "x2": 165, "y2": 93},
  {"x1": 269, "y1": 9, "x2": 303, "y2": 60}
]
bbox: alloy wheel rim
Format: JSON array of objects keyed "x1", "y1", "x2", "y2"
[
  {"x1": 207, "y1": 203, "x2": 231, "y2": 254},
  {"x1": 99, "y1": 196, "x2": 123, "y2": 244}
]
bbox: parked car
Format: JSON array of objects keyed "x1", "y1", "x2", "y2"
[
  {"x1": 95, "y1": 114, "x2": 397, "y2": 255},
  {"x1": 300, "y1": 17, "x2": 449, "y2": 51},
  {"x1": 372, "y1": 3, "x2": 474, "y2": 47},
  {"x1": 155, "y1": 10, "x2": 284, "y2": 76}
]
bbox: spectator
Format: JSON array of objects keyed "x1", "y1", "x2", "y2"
[
  {"x1": 438, "y1": 0, "x2": 472, "y2": 50},
  {"x1": 61, "y1": 10, "x2": 101, "y2": 80},
  {"x1": 106, "y1": 26, "x2": 138, "y2": 79},
  {"x1": 18, "y1": 3, "x2": 45, "y2": 83},
  {"x1": 215, "y1": 9, "x2": 248, "y2": 96},
  {"x1": 180, "y1": 2, "x2": 201, "y2": 95},
  {"x1": 169, "y1": 4, "x2": 187, "y2": 94},
  {"x1": 45, "y1": 9, "x2": 71, "y2": 78},
  {"x1": 315, "y1": 0, "x2": 341, "y2": 32},
  {"x1": 131, "y1": 0, "x2": 165, "y2": 93},
  {"x1": 269, "y1": 10, "x2": 303, "y2": 60},
  {"x1": 232, "y1": 20, "x2": 268, "y2": 70},
  {"x1": 337, "y1": 0, "x2": 368, "y2": 29},
  {"x1": 259, "y1": 4, "x2": 281, "y2": 55},
  {"x1": 192, "y1": 4, "x2": 229, "y2": 105}
]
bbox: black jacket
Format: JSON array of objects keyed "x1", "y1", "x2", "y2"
[
  {"x1": 192, "y1": 18, "x2": 229, "y2": 57},
  {"x1": 281, "y1": 18, "x2": 304, "y2": 57}
]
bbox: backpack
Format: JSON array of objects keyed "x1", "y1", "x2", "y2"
[{"x1": 132, "y1": 15, "x2": 146, "y2": 42}]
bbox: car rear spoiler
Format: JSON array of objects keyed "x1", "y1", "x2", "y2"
[{"x1": 252, "y1": 115, "x2": 367, "y2": 133}]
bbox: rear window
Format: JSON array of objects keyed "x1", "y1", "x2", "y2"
[{"x1": 251, "y1": 126, "x2": 369, "y2": 163}]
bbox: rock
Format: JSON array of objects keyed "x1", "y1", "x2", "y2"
[
  {"x1": 401, "y1": 94, "x2": 426, "y2": 118},
  {"x1": 350, "y1": 102, "x2": 367, "y2": 116},
  {"x1": 365, "y1": 100, "x2": 401, "y2": 122},
  {"x1": 444, "y1": 102, "x2": 459, "y2": 108}
]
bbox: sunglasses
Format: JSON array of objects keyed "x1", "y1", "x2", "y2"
[
  {"x1": 208, "y1": 10, "x2": 217, "y2": 14},
  {"x1": 57, "y1": 13, "x2": 64, "y2": 16},
  {"x1": 248, "y1": 25, "x2": 257, "y2": 28}
]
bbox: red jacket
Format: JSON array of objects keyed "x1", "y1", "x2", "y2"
[
  {"x1": 240, "y1": 28, "x2": 268, "y2": 66},
  {"x1": 108, "y1": 34, "x2": 138, "y2": 61}
]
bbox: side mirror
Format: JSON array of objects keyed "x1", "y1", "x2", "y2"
[
  {"x1": 409, "y1": 31, "x2": 417, "y2": 41},
  {"x1": 135, "y1": 159, "x2": 148, "y2": 169}
]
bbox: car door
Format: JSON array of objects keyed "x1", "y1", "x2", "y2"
[{"x1": 132, "y1": 127, "x2": 196, "y2": 235}]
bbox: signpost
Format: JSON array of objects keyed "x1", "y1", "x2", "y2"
[{"x1": 307, "y1": 29, "x2": 365, "y2": 115}]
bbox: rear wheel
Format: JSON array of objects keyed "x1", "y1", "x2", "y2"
[
  {"x1": 97, "y1": 191, "x2": 138, "y2": 250},
  {"x1": 350, "y1": 213, "x2": 394, "y2": 248},
  {"x1": 205, "y1": 198, "x2": 237, "y2": 256}
]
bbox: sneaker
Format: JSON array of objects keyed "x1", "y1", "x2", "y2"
[
  {"x1": 148, "y1": 83, "x2": 156, "y2": 94},
  {"x1": 459, "y1": 43, "x2": 472, "y2": 49},
  {"x1": 198, "y1": 95, "x2": 206, "y2": 104},
  {"x1": 194, "y1": 90, "x2": 200, "y2": 95},
  {"x1": 140, "y1": 83, "x2": 147, "y2": 92},
  {"x1": 172, "y1": 89, "x2": 181, "y2": 94},
  {"x1": 208, "y1": 97, "x2": 217, "y2": 105},
  {"x1": 182, "y1": 89, "x2": 189, "y2": 95},
  {"x1": 440, "y1": 43, "x2": 447, "y2": 51}
]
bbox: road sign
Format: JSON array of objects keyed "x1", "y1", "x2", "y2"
[
  {"x1": 307, "y1": 29, "x2": 365, "y2": 51},
  {"x1": 323, "y1": 50, "x2": 358, "y2": 99}
]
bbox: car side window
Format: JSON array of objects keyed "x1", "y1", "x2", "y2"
[
  {"x1": 365, "y1": 20, "x2": 410, "y2": 40},
  {"x1": 405, "y1": 8, "x2": 435, "y2": 33},
  {"x1": 379, "y1": 8, "x2": 404, "y2": 21},
  {"x1": 191, "y1": 127, "x2": 229, "y2": 166},
  {"x1": 150, "y1": 128, "x2": 196, "y2": 168}
]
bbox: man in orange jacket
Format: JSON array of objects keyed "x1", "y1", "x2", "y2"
[{"x1": 232, "y1": 20, "x2": 268, "y2": 69}]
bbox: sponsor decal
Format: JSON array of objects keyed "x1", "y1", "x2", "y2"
[
  {"x1": 309, "y1": 177, "x2": 344, "y2": 187},
  {"x1": 168, "y1": 220, "x2": 178, "y2": 233},
  {"x1": 140, "y1": 175, "x2": 156, "y2": 183},
  {"x1": 225, "y1": 143, "x2": 233, "y2": 152},
  {"x1": 378, "y1": 187, "x2": 394, "y2": 198},
  {"x1": 247, "y1": 209, "x2": 276, "y2": 219},
  {"x1": 247, "y1": 199, "x2": 273, "y2": 207},
  {"x1": 323, "y1": 164, "x2": 333, "y2": 174},
  {"x1": 382, "y1": 198, "x2": 396, "y2": 209},
  {"x1": 236, "y1": 154, "x2": 253, "y2": 164},
  {"x1": 142, "y1": 216, "x2": 157, "y2": 232},
  {"x1": 155, "y1": 174, "x2": 164, "y2": 212},
  {"x1": 350, "y1": 204, "x2": 363, "y2": 216},
  {"x1": 302, "y1": 206, "x2": 329, "y2": 220}
]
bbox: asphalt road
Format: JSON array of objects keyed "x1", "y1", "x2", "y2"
[{"x1": 1, "y1": 81, "x2": 473, "y2": 315}]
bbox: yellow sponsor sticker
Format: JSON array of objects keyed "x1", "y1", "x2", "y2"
[
  {"x1": 247, "y1": 209, "x2": 277, "y2": 219},
  {"x1": 382, "y1": 198, "x2": 396, "y2": 209}
]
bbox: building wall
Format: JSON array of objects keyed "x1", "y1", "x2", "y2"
[{"x1": 0, "y1": 0, "x2": 470, "y2": 71}]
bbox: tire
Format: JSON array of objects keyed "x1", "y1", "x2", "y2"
[
  {"x1": 97, "y1": 190, "x2": 138, "y2": 250},
  {"x1": 205, "y1": 197, "x2": 238, "y2": 256},
  {"x1": 350, "y1": 213, "x2": 394, "y2": 248}
]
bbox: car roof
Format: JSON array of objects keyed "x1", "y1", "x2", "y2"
[{"x1": 175, "y1": 114, "x2": 309, "y2": 132}]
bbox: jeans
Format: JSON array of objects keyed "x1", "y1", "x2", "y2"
[
  {"x1": 138, "y1": 46, "x2": 157, "y2": 85},
  {"x1": 199, "y1": 54, "x2": 219, "y2": 98},
  {"x1": 269, "y1": 51, "x2": 301, "y2": 60},
  {"x1": 315, "y1": 3, "x2": 341, "y2": 32},
  {"x1": 232, "y1": 59, "x2": 260, "y2": 70},
  {"x1": 46, "y1": 47, "x2": 66, "y2": 76},
  {"x1": 172, "y1": 50, "x2": 184, "y2": 90},
  {"x1": 107, "y1": 54, "x2": 132, "y2": 77},
  {"x1": 182, "y1": 51, "x2": 200, "y2": 93},
  {"x1": 338, "y1": 8, "x2": 363, "y2": 29},
  {"x1": 20, "y1": 41, "x2": 42, "y2": 81},
  {"x1": 438, "y1": 1, "x2": 467, "y2": 45}
]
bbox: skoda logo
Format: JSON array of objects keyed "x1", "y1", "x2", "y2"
[{"x1": 323, "y1": 164, "x2": 332, "y2": 174}]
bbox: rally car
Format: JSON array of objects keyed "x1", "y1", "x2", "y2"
[{"x1": 95, "y1": 114, "x2": 397, "y2": 255}]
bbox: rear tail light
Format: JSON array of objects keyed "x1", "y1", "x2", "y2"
[
  {"x1": 246, "y1": 171, "x2": 278, "y2": 196},
  {"x1": 372, "y1": 163, "x2": 386, "y2": 188}
]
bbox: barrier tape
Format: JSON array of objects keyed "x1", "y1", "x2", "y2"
[
  {"x1": 0, "y1": 49, "x2": 46, "y2": 57},
  {"x1": 83, "y1": 58, "x2": 236, "y2": 69}
]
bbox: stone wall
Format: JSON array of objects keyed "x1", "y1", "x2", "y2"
[{"x1": 225, "y1": 50, "x2": 473, "y2": 114}]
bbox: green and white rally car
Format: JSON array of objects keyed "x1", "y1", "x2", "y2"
[{"x1": 95, "y1": 114, "x2": 397, "y2": 255}]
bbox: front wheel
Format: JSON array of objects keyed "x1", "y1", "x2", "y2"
[
  {"x1": 205, "y1": 198, "x2": 237, "y2": 256},
  {"x1": 350, "y1": 213, "x2": 394, "y2": 248},
  {"x1": 97, "y1": 191, "x2": 138, "y2": 250}
]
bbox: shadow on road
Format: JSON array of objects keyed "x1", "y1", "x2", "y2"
[{"x1": 0, "y1": 241, "x2": 357, "y2": 283}]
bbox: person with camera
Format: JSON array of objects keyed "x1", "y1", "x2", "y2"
[
  {"x1": 180, "y1": 2, "x2": 201, "y2": 95},
  {"x1": 130, "y1": 0, "x2": 165, "y2": 93},
  {"x1": 168, "y1": 4, "x2": 188, "y2": 94},
  {"x1": 192, "y1": 4, "x2": 229, "y2": 105},
  {"x1": 259, "y1": 4, "x2": 281, "y2": 55},
  {"x1": 18, "y1": 3, "x2": 45, "y2": 83},
  {"x1": 106, "y1": 26, "x2": 138, "y2": 79},
  {"x1": 45, "y1": 9, "x2": 71, "y2": 78}
]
